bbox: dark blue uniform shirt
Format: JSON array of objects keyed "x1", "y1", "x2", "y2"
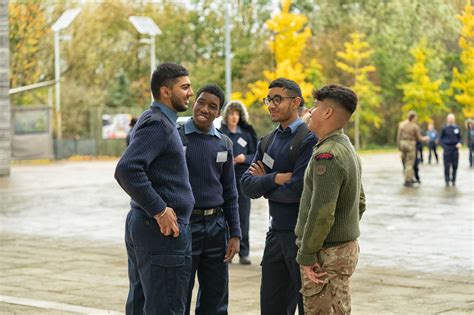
[
  {"x1": 241, "y1": 119, "x2": 317, "y2": 231},
  {"x1": 220, "y1": 124, "x2": 258, "y2": 179},
  {"x1": 440, "y1": 124, "x2": 462, "y2": 152}
]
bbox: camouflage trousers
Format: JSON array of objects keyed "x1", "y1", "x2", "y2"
[
  {"x1": 399, "y1": 140, "x2": 416, "y2": 182},
  {"x1": 300, "y1": 240, "x2": 359, "y2": 315}
]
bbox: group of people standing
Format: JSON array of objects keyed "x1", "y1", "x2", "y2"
[
  {"x1": 115, "y1": 63, "x2": 365, "y2": 315},
  {"x1": 397, "y1": 111, "x2": 472, "y2": 187}
]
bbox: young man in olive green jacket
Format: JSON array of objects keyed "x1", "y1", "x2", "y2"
[{"x1": 295, "y1": 84, "x2": 366, "y2": 314}]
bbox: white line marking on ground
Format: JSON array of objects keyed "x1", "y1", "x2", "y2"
[{"x1": 0, "y1": 295, "x2": 123, "y2": 315}]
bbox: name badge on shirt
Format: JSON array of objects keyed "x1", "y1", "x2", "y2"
[
  {"x1": 237, "y1": 137, "x2": 248, "y2": 148},
  {"x1": 454, "y1": 128, "x2": 459, "y2": 134},
  {"x1": 216, "y1": 151, "x2": 228, "y2": 163},
  {"x1": 263, "y1": 153, "x2": 274, "y2": 169}
]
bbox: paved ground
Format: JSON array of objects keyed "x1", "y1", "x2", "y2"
[{"x1": 0, "y1": 150, "x2": 473, "y2": 314}]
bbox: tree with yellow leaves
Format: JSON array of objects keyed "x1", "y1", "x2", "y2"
[
  {"x1": 451, "y1": 0, "x2": 474, "y2": 118},
  {"x1": 9, "y1": 2, "x2": 49, "y2": 89},
  {"x1": 336, "y1": 32, "x2": 380, "y2": 149},
  {"x1": 233, "y1": 0, "x2": 323, "y2": 108},
  {"x1": 399, "y1": 38, "x2": 447, "y2": 124}
]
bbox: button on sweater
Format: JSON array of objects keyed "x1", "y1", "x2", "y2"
[
  {"x1": 295, "y1": 129, "x2": 366, "y2": 266},
  {"x1": 114, "y1": 103, "x2": 195, "y2": 223}
]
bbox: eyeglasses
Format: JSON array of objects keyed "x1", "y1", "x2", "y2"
[{"x1": 263, "y1": 95, "x2": 296, "y2": 106}]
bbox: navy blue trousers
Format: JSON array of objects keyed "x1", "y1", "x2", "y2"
[
  {"x1": 469, "y1": 144, "x2": 473, "y2": 167},
  {"x1": 260, "y1": 230, "x2": 304, "y2": 315},
  {"x1": 443, "y1": 149, "x2": 459, "y2": 183},
  {"x1": 186, "y1": 212, "x2": 228, "y2": 315},
  {"x1": 428, "y1": 142, "x2": 438, "y2": 164},
  {"x1": 125, "y1": 209, "x2": 192, "y2": 315},
  {"x1": 237, "y1": 180, "x2": 251, "y2": 257}
]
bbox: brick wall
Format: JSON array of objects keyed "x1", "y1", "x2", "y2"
[{"x1": 0, "y1": 0, "x2": 10, "y2": 176}]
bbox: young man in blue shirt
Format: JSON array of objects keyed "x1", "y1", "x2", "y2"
[
  {"x1": 181, "y1": 84, "x2": 241, "y2": 315},
  {"x1": 241, "y1": 78, "x2": 317, "y2": 315},
  {"x1": 114, "y1": 63, "x2": 195, "y2": 314}
]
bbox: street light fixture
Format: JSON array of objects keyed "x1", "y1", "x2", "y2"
[
  {"x1": 224, "y1": 0, "x2": 232, "y2": 102},
  {"x1": 52, "y1": 8, "x2": 81, "y2": 140},
  {"x1": 129, "y1": 16, "x2": 161, "y2": 78}
]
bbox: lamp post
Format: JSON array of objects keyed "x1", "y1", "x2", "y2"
[
  {"x1": 224, "y1": 0, "x2": 232, "y2": 102},
  {"x1": 51, "y1": 8, "x2": 81, "y2": 140},
  {"x1": 129, "y1": 16, "x2": 161, "y2": 79}
]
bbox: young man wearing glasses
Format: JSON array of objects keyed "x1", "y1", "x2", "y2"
[{"x1": 241, "y1": 78, "x2": 317, "y2": 315}]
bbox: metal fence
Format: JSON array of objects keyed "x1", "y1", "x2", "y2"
[{"x1": 11, "y1": 106, "x2": 54, "y2": 159}]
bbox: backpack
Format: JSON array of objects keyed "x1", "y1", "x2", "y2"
[
  {"x1": 177, "y1": 123, "x2": 233, "y2": 151},
  {"x1": 259, "y1": 123, "x2": 311, "y2": 164}
]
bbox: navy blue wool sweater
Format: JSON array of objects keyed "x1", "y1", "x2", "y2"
[
  {"x1": 183, "y1": 119, "x2": 241, "y2": 238},
  {"x1": 114, "y1": 103, "x2": 195, "y2": 223},
  {"x1": 220, "y1": 124, "x2": 258, "y2": 179},
  {"x1": 241, "y1": 119, "x2": 317, "y2": 230}
]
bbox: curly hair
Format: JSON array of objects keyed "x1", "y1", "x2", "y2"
[{"x1": 222, "y1": 100, "x2": 249, "y2": 126}]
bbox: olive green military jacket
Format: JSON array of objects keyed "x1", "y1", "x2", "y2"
[{"x1": 295, "y1": 129, "x2": 366, "y2": 266}]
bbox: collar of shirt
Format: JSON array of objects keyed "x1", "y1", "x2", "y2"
[
  {"x1": 232, "y1": 126, "x2": 243, "y2": 134},
  {"x1": 184, "y1": 118, "x2": 222, "y2": 139},
  {"x1": 316, "y1": 129, "x2": 344, "y2": 147},
  {"x1": 151, "y1": 101, "x2": 178, "y2": 125},
  {"x1": 278, "y1": 118, "x2": 304, "y2": 135}
]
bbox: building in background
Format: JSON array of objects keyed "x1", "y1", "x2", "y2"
[{"x1": 0, "y1": 0, "x2": 10, "y2": 176}]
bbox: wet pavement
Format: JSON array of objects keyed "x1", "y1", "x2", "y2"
[{"x1": 0, "y1": 150, "x2": 473, "y2": 314}]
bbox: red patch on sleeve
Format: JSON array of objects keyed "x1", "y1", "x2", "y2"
[{"x1": 315, "y1": 153, "x2": 334, "y2": 160}]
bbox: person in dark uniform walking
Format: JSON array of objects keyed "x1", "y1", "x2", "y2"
[
  {"x1": 220, "y1": 100, "x2": 258, "y2": 265},
  {"x1": 440, "y1": 113, "x2": 462, "y2": 186},
  {"x1": 417, "y1": 130, "x2": 425, "y2": 163},
  {"x1": 180, "y1": 84, "x2": 241, "y2": 315},
  {"x1": 413, "y1": 141, "x2": 422, "y2": 184},
  {"x1": 427, "y1": 122, "x2": 439, "y2": 164},
  {"x1": 466, "y1": 119, "x2": 474, "y2": 168},
  {"x1": 114, "y1": 63, "x2": 195, "y2": 314},
  {"x1": 241, "y1": 78, "x2": 317, "y2": 315},
  {"x1": 126, "y1": 117, "x2": 137, "y2": 146}
]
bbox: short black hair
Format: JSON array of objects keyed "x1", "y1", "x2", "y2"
[
  {"x1": 313, "y1": 84, "x2": 358, "y2": 114},
  {"x1": 269, "y1": 78, "x2": 304, "y2": 107},
  {"x1": 151, "y1": 63, "x2": 189, "y2": 99},
  {"x1": 196, "y1": 84, "x2": 225, "y2": 110},
  {"x1": 408, "y1": 110, "x2": 417, "y2": 121}
]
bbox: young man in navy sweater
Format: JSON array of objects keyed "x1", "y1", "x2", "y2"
[
  {"x1": 181, "y1": 84, "x2": 241, "y2": 315},
  {"x1": 114, "y1": 63, "x2": 195, "y2": 314},
  {"x1": 241, "y1": 78, "x2": 317, "y2": 315}
]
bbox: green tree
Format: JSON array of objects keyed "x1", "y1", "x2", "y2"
[
  {"x1": 105, "y1": 69, "x2": 134, "y2": 108},
  {"x1": 304, "y1": 0, "x2": 463, "y2": 145},
  {"x1": 399, "y1": 38, "x2": 447, "y2": 124},
  {"x1": 235, "y1": 0, "x2": 319, "y2": 104},
  {"x1": 451, "y1": 0, "x2": 474, "y2": 118},
  {"x1": 336, "y1": 32, "x2": 381, "y2": 149},
  {"x1": 9, "y1": 1, "x2": 49, "y2": 88}
]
